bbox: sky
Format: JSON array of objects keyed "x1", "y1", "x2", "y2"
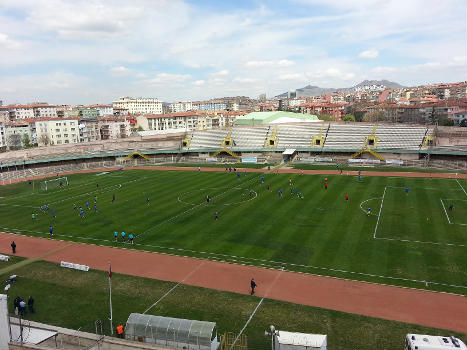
[{"x1": 0, "y1": 0, "x2": 466, "y2": 105}]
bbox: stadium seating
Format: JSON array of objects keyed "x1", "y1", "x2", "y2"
[
  {"x1": 188, "y1": 129, "x2": 228, "y2": 149},
  {"x1": 374, "y1": 126, "x2": 429, "y2": 150},
  {"x1": 323, "y1": 124, "x2": 374, "y2": 150},
  {"x1": 230, "y1": 126, "x2": 269, "y2": 149},
  {"x1": 276, "y1": 124, "x2": 326, "y2": 148}
]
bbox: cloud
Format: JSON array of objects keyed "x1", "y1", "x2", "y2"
[
  {"x1": 245, "y1": 59, "x2": 295, "y2": 68},
  {"x1": 210, "y1": 69, "x2": 229, "y2": 77},
  {"x1": 278, "y1": 73, "x2": 303, "y2": 80},
  {"x1": 0, "y1": 33, "x2": 22, "y2": 49},
  {"x1": 192, "y1": 80, "x2": 205, "y2": 86},
  {"x1": 109, "y1": 66, "x2": 131, "y2": 76},
  {"x1": 0, "y1": 0, "x2": 465, "y2": 103},
  {"x1": 371, "y1": 66, "x2": 397, "y2": 74},
  {"x1": 232, "y1": 77, "x2": 258, "y2": 83},
  {"x1": 144, "y1": 73, "x2": 191, "y2": 85},
  {"x1": 358, "y1": 49, "x2": 379, "y2": 59}
]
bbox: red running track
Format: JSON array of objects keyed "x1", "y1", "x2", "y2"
[{"x1": 0, "y1": 232, "x2": 465, "y2": 333}]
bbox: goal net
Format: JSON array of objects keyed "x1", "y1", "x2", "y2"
[{"x1": 41, "y1": 177, "x2": 69, "y2": 191}]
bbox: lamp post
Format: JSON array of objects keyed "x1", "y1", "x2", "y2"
[{"x1": 264, "y1": 325, "x2": 279, "y2": 350}]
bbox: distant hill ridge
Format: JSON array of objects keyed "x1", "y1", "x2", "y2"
[{"x1": 276, "y1": 80, "x2": 404, "y2": 98}]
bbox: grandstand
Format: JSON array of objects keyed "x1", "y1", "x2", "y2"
[
  {"x1": 323, "y1": 124, "x2": 374, "y2": 150},
  {"x1": 231, "y1": 126, "x2": 270, "y2": 149},
  {"x1": 0, "y1": 122, "x2": 466, "y2": 181},
  {"x1": 276, "y1": 123, "x2": 325, "y2": 149},
  {"x1": 374, "y1": 125, "x2": 431, "y2": 150},
  {"x1": 187, "y1": 129, "x2": 228, "y2": 149}
]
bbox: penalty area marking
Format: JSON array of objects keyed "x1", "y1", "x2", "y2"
[
  {"x1": 372, "y1": 186, "x2": 466, "y2": 246},
  {"x1": 440, "y1": 198, "x2": 467, "y2": 226},
  {"x1": 456, "y1": 178, "x2": 467, "y2": 196},
  {"x1": 359, "y1": 198, "x2": 380, "y2": 216}
]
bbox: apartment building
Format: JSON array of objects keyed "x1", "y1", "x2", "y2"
[
  {"x1": 36, "y1": 119, "x2": 79, "y2": 146},
  {"x1": 0, "y1": 103, "x2": 57, "y2": 120},
  {"x1": 112, "y1": 97, "x2": 163, "y2": 115},
  {"x1": 192, "y1": 101, "x2": 227, "y2": 111},
  {"x1": 169, "y1": 102, "x2": 193, "y2": 113},
  {"x1": 99, "y1": 118, "x2": 130, "y2": 140},
  {"x1": 5, "y1": 122, "x2": 35, "y2": 149},
  {"x1": 138, "y1": 112, "x2": 199, "y2": 132},
  {"x1": 0, "y1": 120, "x2": 6, "y2": 149},
  {"x1": 78, "y1": 117, "x2": 100, "y2": 142},
  {"x1": 299, "y1": 102, "x2": 347, "y2": 120}
]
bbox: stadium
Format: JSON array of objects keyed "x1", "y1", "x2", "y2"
[{"x1": 0, "y1": 120, "x2": 466, "y2": 350}]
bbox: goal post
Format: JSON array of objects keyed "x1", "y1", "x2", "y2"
[{"x1": 41, "y1": 177, "x2": 69, "y2": 191}]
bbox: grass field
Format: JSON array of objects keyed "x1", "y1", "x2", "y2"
[
  {"x1": 0, "y1": 168, "x2": 466, "y2": 294},
  {"x1": 1, "y1": 259, "x2": 465, "y2": 349},
  {"x1": 291, "y1": 163, "x2": 467, "y2": 173}
]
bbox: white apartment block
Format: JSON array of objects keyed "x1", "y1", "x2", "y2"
[
  {"x1": 0, "y1": 104, "x2": 57, "y2": 120},
  {"x1": 87, "y1": 105, "x2": 114, "y2": 117},
  {"x1": 99, "y1": 118, "x2": 130, "y2": 140},
  {"x1": 288, "y1": 99, "x2": 307, "y2": 107},
  {"x1": 34, "y1": 105, "x2": 57, "y2": 118},
  {"x1": 169, "y1": 102, "x2": 193, "y2": 113},
  {"x1": 112, "y1": 97, "x2": 163, "y2": 115},
  {"x1": 5, "y1": 122, "x2": 34, "y2": 149},
  {"x1": 78, "y1": 118, "x2": 101, "y2": 142},
  {"x1": 36, "y1": 119, "x2": 79, "y2": 146},
  {"x1": 141, "y1": 112, "x2": 199, "y2": 132},
  {"x1": 192, "y1": 101, "x2": 227, "y2": 111},
  {"x1": 0, "y1": 121, "x2": 6, "y2": 149},
  {"x1": 1, "y1": 105, "x2": 34, "y2": 119}
]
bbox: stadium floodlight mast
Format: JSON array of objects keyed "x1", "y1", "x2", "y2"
[{"x1": 264, "y1": 325, "x2": 279, "y2": 350}]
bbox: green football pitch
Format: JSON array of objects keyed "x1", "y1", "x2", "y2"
[{"x1": 0, "y1": 169, "x2": 465, "y2": 294}]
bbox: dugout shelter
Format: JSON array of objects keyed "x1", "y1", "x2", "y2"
[{"x1": 125, "y1": 313, "x2": 219, "y2": 350}]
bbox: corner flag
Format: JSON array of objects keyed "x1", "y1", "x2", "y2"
[{"x1": 108, "y1": 263, "x2": 112, "y2": 278}]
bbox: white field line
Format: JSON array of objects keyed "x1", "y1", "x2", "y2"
[
  {"x1": 2, "y1": 227, "x2": 467, "y2": 289},
  {"x1": 177, "y1": 187, "x2": 258, "y2": 207},
  {"x1": 374, "y1": 236, "x2": 465, "y2": 247},
  {"x1": 136, "y1": 176, "x2": 259, "y2": 239},
  {"x1": 143, "y1": 261, "x2": 205, "y2": 314},
  {"x1": 373, "y1": 186, "x2": 387, "y2": 238},
  {"x1": 359, "y1": 198, "x2": 380, "y2": 216},
  {"x1": 230, "y1": 298, "x2": 264, "y2": 350},
  {"x1": 48, "y1": 177, "x2": 145, "y2": 205},
  {"x1": 440, "y1": 199, "x2": 452, "y2": 224},
  {"x1": 456, "y1": 178, "x2": 467, "y2": 196}
]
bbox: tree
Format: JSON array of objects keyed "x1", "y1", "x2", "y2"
[
  {"x1": 436, "y1": 115, "x2": 454, "y2": 126},
  {"x1": 7, "y1": 134, "x2": 22, "y2": 150},
  {"x1": 459, "y1": 119, "x2": 466, "y2": 127},
  {"x1": 363, "y1": 111, "x2": 384, "y2": 123},
  {"x1": 137, "y1": 126, "x2": 144, "y2": 131},
  {"x1": 39, "y1": 134, "x2": 51, "y2": 146},
  {"x1": 318, "y1": 114, "x2": 334, "y2": 121},
  {"x1": 22, "y1": 134, "x2": 32, "y2": 148},
  {"x1": 342, "y1": 114, "x2": 355, "y2": 122}
]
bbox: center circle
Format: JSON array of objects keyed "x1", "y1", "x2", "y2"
[{"x1": 178, "y1": 187, "x2": 257, "y2": 206}]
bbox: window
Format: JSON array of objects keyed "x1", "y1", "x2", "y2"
[
  {"x1": 55, "y1": 129, "x2": 60, "y2": 132},
  {"x1": 56, "y1": 140, "x2": 62, "y2": 144},
  {"x1": 64, "y1": 134, "x2": 68, "y2": 137},
  {"x1": 71, "y1": 128, "x2": 75, "y2": 131},
  {"x1": 56, "y1": 134, "x2": 62, "y2": 138},
  {"x1": 64, "y1": 140, "x2": 69, "y2": 143}
]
